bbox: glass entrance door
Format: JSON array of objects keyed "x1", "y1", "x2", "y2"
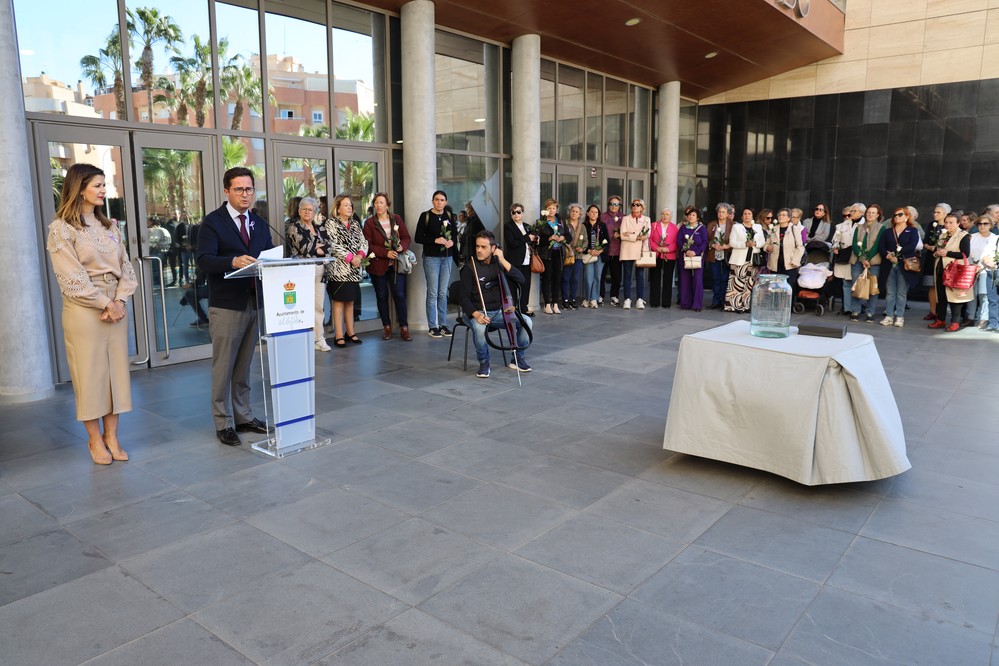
[
  {"x1": 35, "y1": 124, "x2": 141, "y2": 382},
  {"x1": 333, "y1": 146, "x2": 385, "y2": 327},
  {"x1": 34, "y1": 124, "x2": 217, "y2": 375},
  {"x1": 133, "y1": 132, "x2": 216, "y2": 366}
]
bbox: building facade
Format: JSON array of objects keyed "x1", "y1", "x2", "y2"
[{"x1": 9, "y1": 0, "x2": 990, "y2": 400}]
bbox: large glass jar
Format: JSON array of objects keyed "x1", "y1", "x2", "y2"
[{"x1": 750, "y1": 273, "x2": 792, "y2": 338}]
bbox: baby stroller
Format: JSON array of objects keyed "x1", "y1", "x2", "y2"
[{"x1": 793, "y1": 240, "x2": 834, "y2": 316}]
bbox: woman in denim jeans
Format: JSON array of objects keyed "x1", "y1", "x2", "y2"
[
  {"x1": 580, "y1": 205, "x2": 607, "y2": 307},
  {"x1": 414, "y1": 190, "x2": 455, "y2": 338},
  {"x1": 979, "y1": 225, "x2": 999, "y2": 332},
  {"x1": 880, "y1": 207, "x2": 921, "y2": 328}
]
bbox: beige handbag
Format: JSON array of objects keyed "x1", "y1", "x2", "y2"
[
  {"x1": 683, "y1": 255, "x2": 703, "y2": 270},
  {"x1": 636, "y1": 240, "x2": 656, "y2": 268}
]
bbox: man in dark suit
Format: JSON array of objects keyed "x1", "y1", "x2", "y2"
[{"x1": 197, "y1": 167, "x2": 274, "y2": 446}]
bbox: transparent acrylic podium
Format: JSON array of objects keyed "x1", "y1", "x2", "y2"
[{"x1": 226, "y1": 257, "x2": 332, "y2": 458}]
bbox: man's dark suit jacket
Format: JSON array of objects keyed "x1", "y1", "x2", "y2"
[{"x1": 196, "y1": 204, "x2": 274, "y2": 310}]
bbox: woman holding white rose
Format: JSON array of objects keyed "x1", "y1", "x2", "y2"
[
  {"x1": 326, "y1": 194, "x2": 368, "y2": 347},
  {"x1": 618, "y1": 198, "x2": 650, "y2": 309},
  {"x1": 724, "y1": 207, "x2": 764, "y2": 313},
  {"x1": 363, "y1": 192, "x2": 412, "y2": 341}
]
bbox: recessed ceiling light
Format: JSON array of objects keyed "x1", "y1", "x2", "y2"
[
  {"x1": 704, "y1": 51, "x2": 718, "y2": 59},
  {"x1": 625, "y1": 18, "x2": 641, "y2": 26}
]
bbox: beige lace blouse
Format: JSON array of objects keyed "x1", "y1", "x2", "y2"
[{"x1": 47, "y1": 219, "x2": 138, "y2": 309}]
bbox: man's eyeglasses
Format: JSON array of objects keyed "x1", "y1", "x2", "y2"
[
  {"x1": 512, "y1": 210, "x2": 523, "y2": 215},
  {"x1": 230, "y1": 187, "x2": 254, "y2": 195}
]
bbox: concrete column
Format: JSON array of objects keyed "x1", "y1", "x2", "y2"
[
  {"x1": 400, "y1": 0, "x2": 436, "y2": 330},
  {"x1": 511, "y1": 34, "x2": 541, "y2": 311},
  {"x1": 0, "y1": 0, "x2": 54, "y2": 402},
  {"x1": 657, "y1": 81, "x2": 681, "y2": 218}
]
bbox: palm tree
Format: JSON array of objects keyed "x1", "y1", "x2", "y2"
[
  {"x1": 153, "y1": 71, "x2": 192, "y2": 125},
  {"x1": 169, "y1": 34, "x2": 213, "y2": 127},
  {"x1": 335, "y1": 110, "x2": 376, "y2": 209},
  {"x1": 222, "y1": 137, "x2": 247, "y2": 171},
  {"x1": 129, "y1": 7, "x2": 182, "y2": 122},
  {"x1": 80, "y1": 28, "x2": 127, "y2": 120},
  {"x1": 219, "y1": 53, "x2": 274, "y2": 131}
]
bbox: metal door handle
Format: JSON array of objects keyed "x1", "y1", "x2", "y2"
[
  {"x1": 145, "y1": 255, "x2": 170, "y2": 359},
  {"x1": 131, "y1": 258, "x2": 150, "y2": 365}
]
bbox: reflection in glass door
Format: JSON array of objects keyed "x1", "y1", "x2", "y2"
[
  {"x1": 605, "y1": 170, "x2": 626, "y2": 203},
  {"x1": 556, "y1": 167, "x2": 582, "y2": 210},
  {"x1": 35, "y1": 125, "x2": 143, "y2": 382},
  {"x1": 134, "y1": 133, "x2": 215, "y2": 366},
  {"x1": 335, "y1": 148, "x2": 384, "y2": 325}
]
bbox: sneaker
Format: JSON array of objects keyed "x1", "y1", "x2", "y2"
[
  {"x1": 894, "y1": 317, "x2": 904, "y2": 327},
  {"x1": 476, "y1": 361, "x2": 490, "y2": 378},
  {"x1": 440, "y1": 326, "x2": 453, "y2": 337},
  {"x1": 315, "y1": 339, "x2": 331, "y2": 352},
  {"x1": 508, "y1": 357, "x2": 532, "y2": 372},
  {"x1": 946, "y1": 322, "x2": 960, "y2": 332},
  {"x1": 611, "y1": 297, "x2": 619, "y2": 305},
  {"x1": 636, "y1": 298, "x2": 646, "y2": 310},
  {"x1": 623, "y1": 298, "x2": 632, "y2": 309},
  {"x1": 927, "y1": 320, "x2": 945, "y2": 329},
  {"x1": 880, "y1": 316, "x2": 893, "y2": 326},
  {"x1": 598, "y1": 297, "x2": 604, "y2": 304},
  {"x1": 850, "y1": 313, "x2": 859, "y2": 322},
  {"x1": 428, "y1": 327, "x2": 442, "y2": 338},
  {"x1": 865, "y1": 313, "x2": 874, "y2": 323}
]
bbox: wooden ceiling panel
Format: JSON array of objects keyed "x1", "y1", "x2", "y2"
[{"x1": 356, "y1": 0, "x2": 844, "y2": 99}]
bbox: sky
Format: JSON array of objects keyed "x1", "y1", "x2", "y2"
[{"x1": 14, "y1": 0, "x2": 374, "y2": 95}]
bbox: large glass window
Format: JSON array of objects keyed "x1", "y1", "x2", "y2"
[
  {"x1": 223, "y1": 136, "x2": 268, "y2": 220},
  {"x1": 126, "y1": 1, "x2": 212, "y2": 127},
  {"x1": 540, "y1": 59, "x2": 556, "y2": 160},
  {"x1": 332, "y1": 4, "x2": 386, "y2": 143},
  {"x1": 15, "y1": 0, "x2": 122, "y2": 121},
  {"x1": 585, "y1": 73, "x2": 603, "y2": 163},
  {"x1": 437, "y1": 156, "x2": 501, "y2": 232},
  {"x1": 630, "y1": 86, "x2": 651, "y2": 169},
  {"x1": 217, "y1": 0, "x2": 265, "y2": 132},
  {"x1": 557, "y1": 66, "x2": 584, "y2": 162},
  {"x1": 265, "y1": 3, "x2": 330, "y2": 137},
  {"x1": 604, "y1": 78, "x2": 628, "y2": 166},
  {"x1": 435, "y1": 32, "x2": 496, "y2": 153}
]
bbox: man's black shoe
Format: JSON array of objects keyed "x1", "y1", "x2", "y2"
[
  {"x1": 235, "y1": 418, "x2": 268, "y2": 434},
  {"x1": 217, "y1": 428, "x2": 241, "y2": 446}
]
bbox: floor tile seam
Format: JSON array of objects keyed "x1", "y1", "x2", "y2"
[
  {"x1": 811, "y1": 583, "x2": 999, "y2": 643},
  {"x1": 636, "y1": 468, "x2": 765, "y2": 504},
  {"x1": 116, "y1": 523, "x2": 323, "y2": 611},
  {"x1": 60, "y1": 503, "x2": 243, "y2": 566},
  {"x1": 404, "y1": 601, "x2": 533, "y2": 665},
  {"x1": 72, "y1": 616, "x2": 260, "y2": 666},
  {"x1": 619, "y1": 591, "x2": 786, "y2": 656},
  {"x1": 487, "y1": 461, "x2": 638, "y2": 510},
  {"x1": 730, "y1": 494, "x2": 881, "y2": 535},
  {"x1": 514, "y1": 534, "x2": 690, "y2": 598},
  {"x1": 849, "y1": 530, "x2": 999, "y2": 576},
  {"x1": 872, "y1": 494, "x2": 999, "y2": 533},
  {"x1": 911, "y1": 438, "x2": 999, "y2": 463},
  {"x1": 539, "y1": 595, "x2": 635, "y2": 666},
  {"x1": 174, "y1": 613, "x2": 270, "y2": 665},
  {"x1": 411, "y1": 500, "x2": 580, "y2": 556},
  {"x1": 683, "y1": 540, "x2": 838, "y2": 588},
  {"x1": 887, "y1": 469, "x2": 999, "y2": 510}
]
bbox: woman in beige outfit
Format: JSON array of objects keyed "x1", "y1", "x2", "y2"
[{"x1": 47, "y1": 164, "x2": 137, "y2": 464}]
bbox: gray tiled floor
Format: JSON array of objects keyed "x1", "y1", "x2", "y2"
[{"x1": 2, "y1": 300, "x2": 999, "y2": 665}]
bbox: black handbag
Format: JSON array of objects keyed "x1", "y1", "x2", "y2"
[{"x1": 833, "y1": 246, "x2": 852, "y2": 264}]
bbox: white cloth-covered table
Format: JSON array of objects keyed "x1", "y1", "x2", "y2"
[{"x1": 663, "y1": 320, "x2": 910, "y2": 485}]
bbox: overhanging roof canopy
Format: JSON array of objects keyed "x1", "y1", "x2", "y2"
[{"x1": 364, "y1": 0, "x2": 844, "y2": 98}]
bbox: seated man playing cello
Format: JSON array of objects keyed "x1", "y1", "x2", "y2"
[{"x1": 458, "y1": 230, "x2": 532, "y2": 379}]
